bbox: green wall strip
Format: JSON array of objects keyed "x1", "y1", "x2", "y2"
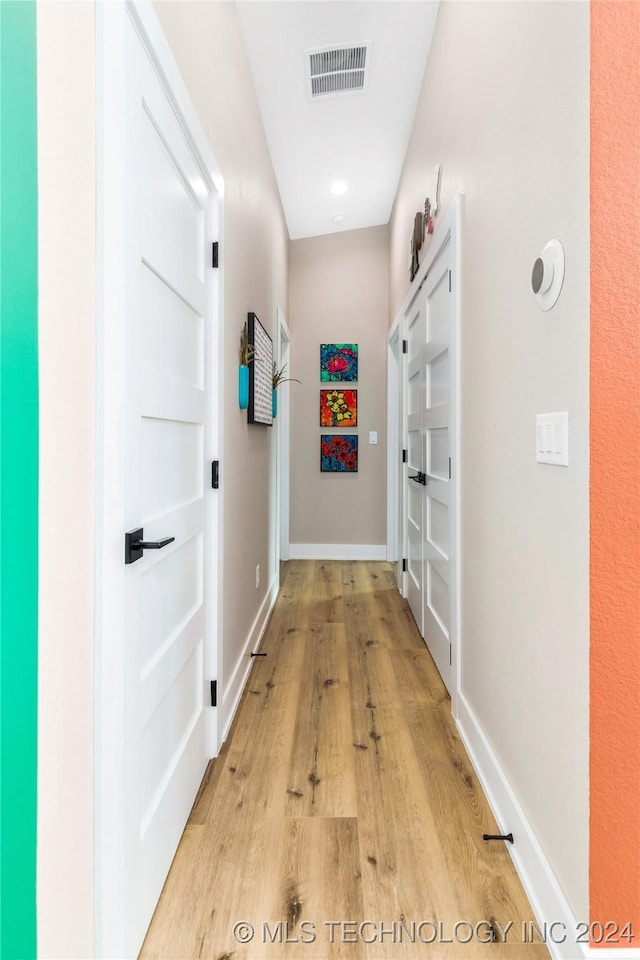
[{"x1": 0, "y1": 2, "x2": 38, "y2": 957}]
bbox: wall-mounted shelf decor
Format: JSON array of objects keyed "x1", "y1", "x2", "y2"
[{"x1": 247, "y1": 312, "x2": 273, "y2": 426}]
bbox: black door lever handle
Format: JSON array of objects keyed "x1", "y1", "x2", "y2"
[
  {"x1": 137, "y1": 537, "x2": 175, "y2": 550},
  {"x1": 409, "y1": 472, "x2": 427, "y2": 485},
  {"x1": 125, "y1": 527, "x2": 175, "y2": 565}
]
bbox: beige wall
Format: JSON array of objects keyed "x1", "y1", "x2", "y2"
[
  {"x1": 390, "y1": 1, "x2": 589, "y2": 918},
  {"x1": 155, "y1": 1, "x2": 289, "y2": 696},
  {"x1": 37, "y1": 3, "x2": 96, "y2": 957},
  {"x1": 289, "y1": 226, "x2": 388, "y2": 549}
]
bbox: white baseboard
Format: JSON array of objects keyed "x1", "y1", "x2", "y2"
[
  {"x1": 289, "y1": 543, "x2": 386, "y2": 561},
  {"x1": 455, "y1": 692, "x2": 627, "y2": 960},
  {"x1": 582, "y1": 950, "x2": 640, "y2": 959},
  {"x1": 220, "y1": 575, "x2": 279, "y2": 744}
]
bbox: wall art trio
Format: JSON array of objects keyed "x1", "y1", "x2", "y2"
[{"x1": 319, "y1": 343, "x2": 359, "y2": 472}]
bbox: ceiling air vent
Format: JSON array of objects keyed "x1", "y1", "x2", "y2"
[{"x1": 306, "y1": 43, "x2": 371, "y2": 99}]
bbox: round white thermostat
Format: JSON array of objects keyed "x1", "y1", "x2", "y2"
[{"x1": 531, "y1": 239, "x2": 565, "y2": 311}]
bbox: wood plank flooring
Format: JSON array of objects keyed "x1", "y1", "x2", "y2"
[{"x1": 141, "y1": 561, "x2": 549, "y2": 960}]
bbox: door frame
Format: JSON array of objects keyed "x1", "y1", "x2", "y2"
[
  {"x1": 94, "y1": 2, "x2": 225, "y2": 956},
  {"x1": 388, "y1": 195, "x2": 462, "y2": 714},
  {"x1": 276, "y1": 308, "x2": 291, "y2": 563},
  {"x1": 386, "y1": 320, "x2": 403, "y2": 584}
]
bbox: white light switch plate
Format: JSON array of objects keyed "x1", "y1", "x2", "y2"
[
  {"x1": 536, "y1": 412, "x2": 569, "y2": 466},
  {"x1": 369, "y1": 431, "x2": 378, "y2": 445}
]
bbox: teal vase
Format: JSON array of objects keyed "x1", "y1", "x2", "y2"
[
  {"x1": 272, "y1": 389, "x2": 278, "y2": 419},
  {"x1": 238, "y1": 365, "x2": 249, "y2": 409}
]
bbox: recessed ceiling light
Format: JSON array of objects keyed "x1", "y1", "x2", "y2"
[
  {"x1": 330, "y1": 180, "x2": 349, "y2": 196},
  {"x1": 332, "y1": 214, "x2": 345, "y2": 223}
]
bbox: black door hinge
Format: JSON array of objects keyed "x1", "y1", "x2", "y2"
[
  {"x1": 211, "y1": 460, "x2": 219, "y2": 489},
  {"x1": 448, "y1": 457, "x2": 452, "y2": 480},
  {"x1": 448, "y1": 269, "x2": 452, "y2": 293},
  {"x1": 212, "y1": 242, "x2": 219, "y2": 268},
  {"x1": 402, "y1": 448, "x2": 408, "y2": 463},
  {"x1": 210, "y1": 680, "x2": 217, "y2": 707},
  {"x1": 449, "y1": 644, "x2": 452, "y2": 666},
  {"x1": 402, "y1": 558, "x2": 407, "y2": 573},
  {"x1": 402, "y1": 339, "x2": 408, "y2": 354}
]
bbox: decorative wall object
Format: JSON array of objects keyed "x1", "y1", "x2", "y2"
[
  {"x1": 409, "y1": 210, "x2": 423, "y2": 281},
  {"x1": 320, "y1": 389, "x2": 357, "y2": 427},
  {"x1": 433, "y1": 163, "x2": 443, "y2": 216},
  {"x1": 238, "y1": 365, "x2": 249, "y2": 409},
  {"x1": 320, "y1": 343, "x2": 358, "y2": 382},
  {"x1": 238, "y1": 319, "x2": 254, "y2": 409},
  {"x1": 247, "y1": 312, "x2": 273, "y2": 425},
  {"x1": 423, "y1": 197, "x2": 434, "y2": 239},
  {"x1": 271, "y1": 361, "x2": 301, "y2": 419},
  {"x1": 321, "y1": 434, "x2": 358, "y2": 472}
]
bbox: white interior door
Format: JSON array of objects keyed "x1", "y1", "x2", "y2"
[
  {"x1": 123, "y1": 17, "x2": 212, "y2": 953},
  {"x1": 422, "y1": 244, "x2": 454, "y2": 692},
  {"x1": 395, "y1": 197, "x2": 461, "y2": 708},
  {"x1": 405, "y1": 299, "x2": 426, "y2": 632}
]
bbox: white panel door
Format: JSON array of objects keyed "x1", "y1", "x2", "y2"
[
  {"x1": 405, "y1": 298, "x2": 426, "y2": 632},
  {"x1": 422, "y1": 244, "x2": 453, "y2": 693},
  {"x1": 123, "y1": 20, "x2": 211, "y2": 952}
]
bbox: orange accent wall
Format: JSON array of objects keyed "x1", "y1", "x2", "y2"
[{"x1": 590, "y1": 1, "x2": 640, "y2": 942}]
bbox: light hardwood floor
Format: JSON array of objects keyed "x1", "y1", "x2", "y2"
[{"x1": 141, "y1": 561, "x2": 549, "y2": 960}]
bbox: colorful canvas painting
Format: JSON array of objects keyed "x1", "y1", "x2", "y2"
[
  {"x1": 320, "y1": 343, "x2": 358, "y2": 382},
  {"x1": 321, "y1": 435, "x2": 358, "y2": 473},
  {"x1": 320, "y1": 389, "x2": 357, "y2": 427}
]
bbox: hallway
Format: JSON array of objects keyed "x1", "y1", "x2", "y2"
[
  {"x1": 141, "y1": 562, "x2": 548, "y2": 959},
  {"x1": 4, "y1": 2, "x2": 640, "y2": 955}
]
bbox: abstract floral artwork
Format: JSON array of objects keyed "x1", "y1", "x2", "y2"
[
  {"x1": 321, "y1": 434, "x2": 358, "y2": 472},
  {"x1": 320, "y1": 389, "x2": 357, "y2": 427},
  {"x1": 320, "y1": 343, "x2": 358, "y2": 382}
]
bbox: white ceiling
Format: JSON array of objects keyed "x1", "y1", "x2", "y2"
[{"x1": 236, "y1": 1, "x2": 439, "y2": 240}]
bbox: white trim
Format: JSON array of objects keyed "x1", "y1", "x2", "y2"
[
  {"x1": 276, "y1": 309, "x2": 291, "y2": 563},
  {"x1": 95, "y1": 7, "x2": 127, "y2": 955},
  {"x1": 386, "y1": 320, "x2": 401, "y2": 563},
  {"x1": 399, "y1": 310, "x2": 408, "y2": 599},
  {"x1": 289, "y1": 543, "x2": 386, "y2": 561},
  {"x1": 450, "y1": 196, "x2": 463, "y2": 719},
  {"x1": 582, "y1": 950, "x2": 640, "y2": 960},
  {"x1": 456, "y1": 692, "x2": 622, "y2": 960},
  {"x1": 220, "y1": 575, "x2": 279, "y2": 743}
]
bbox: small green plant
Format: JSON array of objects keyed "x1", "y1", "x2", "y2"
[
  {"x1": 239, "y1": 321, "x2": 255, "y2": 366},
  {"x1": 272, "y1": 361, "x2": 301, "y2": 389}
]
